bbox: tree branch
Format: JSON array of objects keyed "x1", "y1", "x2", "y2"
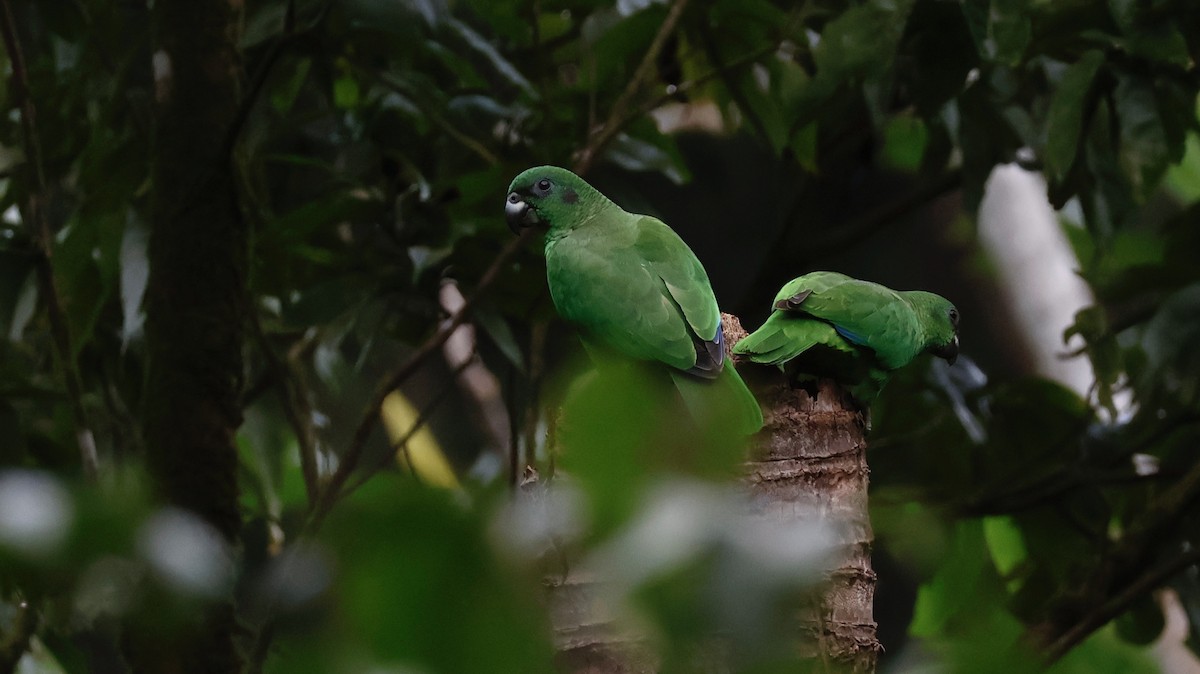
[
  {"x1": 1043, "y1": 548, "x2": 1200, "y2": 663},
  {"x1": 307, "y1": 227, "x2": 536, "y2": 528},
  {"x1": 1030, "y1": 445, "x2": 1200, "y2": 659},
  {"x1": 0, "y1": 0, "x2": 99, "y2": 479}
]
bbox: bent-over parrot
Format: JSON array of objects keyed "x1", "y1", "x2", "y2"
[
  {"x1": 733, "y1": 271, "x2": 959, "y2": 403},
  {"x1": 505, "y1": 165, "x2": 763, "y2": 436}
]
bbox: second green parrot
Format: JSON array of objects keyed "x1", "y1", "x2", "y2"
[
  {"x1": 506, "y1": 166, "x2": 763, "y2": 436},
  {"x1": 733, "y1": 271, "x2": 959, "y2": 403}
]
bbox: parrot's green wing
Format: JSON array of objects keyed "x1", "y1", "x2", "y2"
[
  {"x1": 633, "y1": 215, "x2": 723, "y2": 374},
  {"x1": 548, "y1": 213, "x2": 722, "y2": 374},
  {"x1": 773, "y1": 273, "x2": 923, "y2": 370}
]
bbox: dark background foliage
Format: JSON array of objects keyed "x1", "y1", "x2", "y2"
[{"x1": 3, "y1": 0, "x2": 1200, "y2": 672}]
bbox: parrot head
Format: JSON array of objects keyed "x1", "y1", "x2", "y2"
[
  {"x1": 505, "y1": 166, "x2": 600, "y2": 235},
  {"x1": 910, "y1": 292, "x2": 960, "y2": 365}
]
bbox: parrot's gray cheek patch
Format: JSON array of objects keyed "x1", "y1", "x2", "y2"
[{"x1": 562, "y1": 187, "x2": 578, "y2": 204}]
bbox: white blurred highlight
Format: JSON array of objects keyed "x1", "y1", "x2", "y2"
[
  {"x1": 137, "y1": 509, "x2": 234, "y2": 598},
  {"x1": 0, "y1": 470, "x2": 73, "y2": 557},
  {"x1": 592, "y1": 481, "x2": 833, "y2": 590}
]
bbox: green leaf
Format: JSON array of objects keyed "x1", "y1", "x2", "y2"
[
  {"x1": 0, "y1": 252, "x2": 36, "y2": 342},
  {"x1": 604, "y1": 132, "x2": 687, "y2": 184},
  {"x1": 473, "y1": 301, "x2": 524, "y2": 370},
  {"x1": 901, "y1": 0, "x2": 980, "y2": 116},
  {"x1": 1114, "y1": 72, "x2": 1169, "y2": 200},
  {"x1": 961, "y1": 0, "x2": 1030, "y2": 65},
  {"x1": 268, "y1": 482, "x2": 557, "y2": 674},
  {"x1": 881, "y1": 113, "x2": 928, "y2": 172},
  {"x1": 270, "y1": 57, "x2": 313, "y2": 114},
  {"x1": 1044, "y1": 51, "x2": 1106, "y2": 185},
  {"x1": 1082, "y1": 101, "x2": 1137, "y2": 236},
  {"x1": 332, "y1": 74, "x2": 360, "y2": 109},
  {"x1": 816, "y1": 0, "x2": 916, "y2": 81},
  {"x1": 983, "y1": 515, "x2": 1027, "y2": 591},
  {"x1": 52, "y1": 216, "x2": 121, "y2": 358},
  {"x1": 1064, "y1": 305, "x2": 1122, "y2": 413},
  {"x1": 446, "y1": 18, "x2": 537, "y2": 99},
  {"x1": 1114, "y1": 594, "x2": 1165, "y2": 646},
  {"x1": 989, "y1": 0, "x2": 1032, "y2": 65}
]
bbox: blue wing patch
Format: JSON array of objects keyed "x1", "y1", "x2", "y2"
[{"x1": 834, "y1": 324, "x2": 868, "y2": 346}]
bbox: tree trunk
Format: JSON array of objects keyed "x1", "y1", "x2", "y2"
[
  {"x1": 133, "y1": 1, "x2": 246, "y2": 671},
  {"x1": 743, "y1": 377, "x2": 879, "y2": 671},
  {"x1": 728, "y1": 313, "x2": 879, "y2": 673},
  {"x1": 549, "y1": 315, "x2": 879, "y2": 672}
]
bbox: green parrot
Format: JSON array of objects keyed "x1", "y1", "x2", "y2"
[
  {"x1": 505, "y1": 165, "x2": 763, "y2": 435},
  {"x1": 733, "y1": 271, "x2": 959, "y2": 403}
]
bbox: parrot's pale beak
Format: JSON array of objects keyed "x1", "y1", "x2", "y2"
[
  {"x1": 505, "y1": 192, "x2": 539, "y2": 234},
  {"x1": 933, "y1": 335, "x2": 959, "y2": 365}
]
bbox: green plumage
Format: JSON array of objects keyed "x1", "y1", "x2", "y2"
[
  {"x1": 734, "y1": 271, "x2": 960, "y2": 403},
  {"x1": 506, "y1": 166, "x2": 762, "y2": 435}
]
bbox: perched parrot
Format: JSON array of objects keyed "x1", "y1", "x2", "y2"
[
  {"x1": 733, "y1": 271, "x2": 959, "y2": 403},
  {"x1": 505, "y1": 165, "x2": 763, "y2": 436}
]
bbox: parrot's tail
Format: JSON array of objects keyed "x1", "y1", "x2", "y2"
[
  {"x1": 732, "y1": 313, "x2": 817, "y2": 366},
  {"x1": 670, "y1": 364, "x2": 763, "y2": 436}
]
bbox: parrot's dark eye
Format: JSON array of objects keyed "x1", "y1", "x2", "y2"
[
  {"x1": 536, "y1": 178, "x2": 552, "y2": 192},
  {"x1": 949, "y1": 308, "x2": 959, "y2": 325}
]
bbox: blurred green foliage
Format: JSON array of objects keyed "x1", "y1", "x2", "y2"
[{"x1": 3, "y1": 0, "x2": 1200, "y2": 672}]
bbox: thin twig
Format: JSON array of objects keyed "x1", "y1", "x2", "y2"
[
  {"x1": 0, "y1": 0, "x2": 99, "y2": 479},
  {"x1": 574, "y1": 0, "x2": 692, "y2": 174},
  {"x1": 343, "y1": 358, "x2": 474, "y2": 497},
  {"x1": 633, "y1": 44, "x2": 777, "y2": 119},
  {"x1": 1030, "y1": 441, "x2": 1200, "y2": 658},
  {"x1": 251, "y1": 314, "x2": 320, "y2": 506}
]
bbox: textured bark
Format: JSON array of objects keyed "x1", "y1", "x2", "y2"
[
  {"x1": 134, "y1": 0, "x2": 245, "y2": 671},
  {"x1": 746, "y1": 379, "x2": 879, "y2": 671},
  {"x1": 549, "y1": 569, "x2": 658, "y2": 674},
  {"x1": 549, "y1": 315, "x2": 879, "y2": 672}
]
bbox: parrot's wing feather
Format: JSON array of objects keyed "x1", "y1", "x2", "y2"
[{"x1": 636, "y1": 216, "x2": 723, "y2": 377}]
